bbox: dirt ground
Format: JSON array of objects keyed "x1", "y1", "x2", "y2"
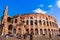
[{"x1": 0, "y1": 35, "x2": 60, "y2": 40}]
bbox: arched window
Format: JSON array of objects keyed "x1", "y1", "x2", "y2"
[
  {"x1": 30, "y1": 17, "x2": 33, "y2": 19},
  {"x1": 42, "y1": 20, "x2": 45, "y2": 25},
  {"x1": 30, "y1": 20, "x2": 33, "y2": 25},
  {"x1": 13, "y1": 29, "x2": 16, "y2": 34},
  {"x1": 34, "y1": 20, "x2": 37, "y2": 25},
  {"x1": 30, "y1": 28, "x2": 33, "y2": 34},
  {"x1": 51, "y1": 29, "x2": 53, "y2": 35},
  {"x1": 18, "y1": 28, "x2": 21, "y2": 34},
  {"x1": 35, "y1": 29, "x2": 38, "y2": 35},
  {"x1": 18, "y1": 28, "x2": 21, "y2": 30},
  {"x1": 39, "y1": 20, "x2": 42, "y2": 25},
  {"x1": 48, "y1": 29, "x2": 50, "y2": 34},
  {"x1": 26, "y1": 20, "x2": 28, "y2": 25},
  {"x1": 44, "y1": 29, "x2": 47, "y2": 34},
  {"x1": 40, "y1": 29, "x2": 43, "y2": 35},
  {"x1": 7, "y1": 17, "x2": 11, "y2": 23},
  {"x1": 8, "y1": 25, "x2": 13, "y2": 30},
  {"x1": 50, "y1": 21, "x2": 52, "y2": 26},
  {"x1": 15, "y1": 19, "x2": 17, "y2": 23},
  {"x1": 23, "y1": 20, "x2": 25, "y2": 23},
  {"x1": 26, "y1": 29, "x2": 29, "y2": 34}
]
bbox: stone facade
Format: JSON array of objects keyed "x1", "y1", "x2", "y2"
[{"x1": 1, "y1": 6, "x2": 58, "y2": 36}]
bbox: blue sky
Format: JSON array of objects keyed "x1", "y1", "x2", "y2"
[{"x1": 0, "y1": 0, "x2": 60, "y2": 28}]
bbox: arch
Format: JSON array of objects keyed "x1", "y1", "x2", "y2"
[
  {"x1": 42, "y1": 20, "x2": 45, "y2": 25},
  {"x1": 48, "y1": 29, "x2": 50, "y2": 35},
  {"x1": 51, "y1": 29, "x2": 53, "y2": 35},
  {"x1": 30, "y1": 28, "x2": 34, "y2": 34},
  {"x1": 18, "y1": 28, "x2": 21, "y2": 30},
  {"x1": 26, "y1": 20, "x2": 29, "y2": 25},
  {"x1": 39, "y1": 20, "x2": 42, "y2": 25},
  {"x1": 30, "y1": 17, "x2": 33, "y2": 19},
  {"x1": 8, "y1": 25, "x2": 13, "y2": 30},
  {"x1": 18, "y1": 28, "x2": 21, "y2": 34},
  {"x1": 30, "y1": 20, "x2": 33, "y2": 25},
  {"x1": 8, "y1": 25, "x2": 13, "y2": 34},
  {"x1": 34, "y1": 20, "x2": 37, "y2": 25},
  {"x1": 46, "y1": 18, "x2": 48, "y2": 20},
  {"x1": 15, "y1": 19, "x2": 17, "y2": 23},
  {"x1": 40, "y1": 29, "x2": 43, "y2": 35},
  {"x1": 26, "y1": 29, "x2": 29, "y2": 34},
  {"x1": 7, "y1": 17, "x2": 11, "y2": 23},
  {"x1": 50, "y1": 21, "x2": 52, "y2": 26},
  {"x1": 44, "y1": 29, "x2": 47, "y2": 35},
  {"x1": 35, "y1": 29, "x2": 38, "y2": 35}
]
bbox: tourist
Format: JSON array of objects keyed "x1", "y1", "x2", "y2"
[
  {"x1": 49, "y1": 33, "x2": 51, "y2": 39},
  {"x1": 30, "y1": 33, "x2": 33, "y2": 40},
  {"x1": 23, "y1": 34, "x2": 26, "y2": 40}
]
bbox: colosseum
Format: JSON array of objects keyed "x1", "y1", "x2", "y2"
[{"x1": 1, "y1": 6, "x2": 58, "y2": 36}]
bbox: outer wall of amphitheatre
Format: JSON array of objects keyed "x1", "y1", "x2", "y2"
[{"x1": 1, "y1": 6, "x2": 58, "y2": 36}]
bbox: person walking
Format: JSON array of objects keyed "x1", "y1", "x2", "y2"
[
  {"x1": 49, "y1": 33, "x2": 51, "y2": 39},
  {"x1": 30, "y1": 33, "x2": 33, "y2": 40}
]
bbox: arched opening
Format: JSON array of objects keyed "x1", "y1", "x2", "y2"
[
  {"x1": 34, "y1": 20, "x2": 37, "y2": 25},
  {"x1": 8, "y1": 25, "x2": 13, "y2": 34},
  {"x1": 50, "y1": 21, "x2": 52, "y2": 26},
  {"x1": 15, "y1": 19, "x2": 17, "y2": 23},
  {"x1": 8, "y1": 25, "x2": 13, "y2": 30},
  {"x1": 40, "y1": 29, "x2": 43, "y2": 35},
  {"x1": 35, "y1": 29, "x2": 38, "y2": 35},
  {"x1": 30, "y1": 28, "x2": 34, "y2": 34},
  {"x1": 26, "y1": 29, "x2": 29, "y2": 34},
  {"x1": 48, "y1": 29, "x2": 50, "y2": 35},
  {"x1": 26, "y1": 20, "x2": 29, "y2": 25},
  {"x1": 7, "y1": 17, "x2": 11, "y2": 23},
  {"x1": 51, "y1": 29, "x2": 53, "y2": 35},
  {"x1": 18, "y1": 28, "x2": 21, "y2": 34},
  {"x1": 39, "y1": 20, "x2": 42, "y2": 25},
  {"x1": 44, "y1": 29, "x2": 47, "y2": 35},
  {"x1": 30, "y1": 17, "x2": 33, "y2": 19},
  {"x1": 30, "y1": 20, "x2": 33, "y2": 25}
]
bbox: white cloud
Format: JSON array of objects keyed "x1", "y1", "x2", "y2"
[
  {"x1": 33, "y1": 8, "x2": 47, "y2": 14},
  {"x1": 48, "y1": 5, "x2": 53, "y2": 8},
  {"x1": 56, "y1": 0, "x2": 60, "y2": 8}
]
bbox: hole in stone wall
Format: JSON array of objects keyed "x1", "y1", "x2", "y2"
[
  {"x1": 40, "y1": 29, "x2": 43, "y2": 35},
  {"x1": 7, "y1": 17, "x2": 11, "y2": 23},
  {"x1": 8, "y1": 25, "x2": 13, "y2": 30},
  {"x1": 35, "y1": 29, "x2": 38, "y2": 35}
]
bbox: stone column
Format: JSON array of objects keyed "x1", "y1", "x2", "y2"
[
  {"x1": 29, "y1": 18, "x2": 30, "y2": 34},
  {"x1": 37, "y1": 20, "x2": 40, "y2": 35},
  {"x1": 41, "y1": 19, "x2": 43, "y2": 26},
  {"x1": 23, "y1": 25, "x2": 25, "y2": 34},
  {"x1": 1, "y1": 27, "x2": 5, "y2": 36},
  {"x1": 43, "y1": 29, "x2": 45, "y2": 34},
  {"x1": 4, "y1": 24, "x2": 8, "y2": 35},
  {"x1": 45, "y1": 20, "x2": 47, "y2": 27},
  {"x1": 33, "y1": 16, "x2": 35, "y2": 35}
]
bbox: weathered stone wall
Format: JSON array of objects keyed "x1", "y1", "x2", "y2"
[{"x1": 1, "y1": 6, "x2": 58, "y2": 36}]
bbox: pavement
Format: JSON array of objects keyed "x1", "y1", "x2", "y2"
[{"x1": 0, "y1": 35, "x2": 60, "y2": 40}]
